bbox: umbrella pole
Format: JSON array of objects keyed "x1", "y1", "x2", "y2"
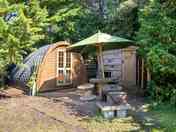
[
  {"x1": 96, "y1": 49, "x2": 100, "y2": 78},
  {"x1": 96, "y1": 45, "x2": 105, "y2": 99},
  {"x1": 97, "y1": 45, "x2": 105, "y2": 79}
]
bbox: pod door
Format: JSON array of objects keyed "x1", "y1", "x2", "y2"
[{"x1": 56, "y1": 49, "x2": 72, "y2": 86}]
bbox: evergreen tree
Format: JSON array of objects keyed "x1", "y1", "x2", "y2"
[{"x1": 0, "y1": 0, "x2": 48, "y2": 64}]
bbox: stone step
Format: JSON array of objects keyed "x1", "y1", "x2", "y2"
[{"x1": 96, "y1": 101, "x2": 131, "y2": 119}]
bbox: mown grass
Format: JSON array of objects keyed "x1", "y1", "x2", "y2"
[
  {"x1": 149, "y1": 103, "x2": 176, "y2": 132},
  {"x1": 80, "y1": 112, "x2": 142, "y2": 132}
]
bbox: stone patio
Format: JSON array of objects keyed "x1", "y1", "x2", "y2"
[
  {"x1": 40, "y1": 87, "x2": 146, "y2": 117},
  {"x1": 40, "y1": 88, "x2": 98, "y2": 117}
]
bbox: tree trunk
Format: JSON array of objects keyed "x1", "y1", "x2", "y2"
[{"x1": 99, "y1": 0, "x2": 106, "y2": 18}]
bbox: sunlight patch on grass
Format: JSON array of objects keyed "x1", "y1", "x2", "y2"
[{"x1": 80, "y1": 114, "x2": 142, "y2": 132}]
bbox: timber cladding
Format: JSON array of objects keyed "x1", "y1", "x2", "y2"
[
  {"x1": 102, "y1": 46, "x2": 137, "y2": 86},
  {"x1": 36, "y1": 41, "x2": 87, "y2": 92}
]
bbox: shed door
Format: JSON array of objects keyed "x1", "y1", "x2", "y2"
[
  {"x1": 57, "y1": 49, "x2": 72, "y2": 86},
  {"x1": 122, "y1": 50, "x2": 136, "y2": 86}
]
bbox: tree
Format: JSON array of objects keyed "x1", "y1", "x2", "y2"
[
  {"x1": 136, "y1": 0, "x2": 176, "y2": 103},
  {"x1": 39, "y1": 0, "x2": 104, "y2": 44},
  {"x1": 85, "y1": 0, "x2": 146, "y2": 39},
  {"x1": 0, "y1": 0, "x2": 48, "y2": 64}
]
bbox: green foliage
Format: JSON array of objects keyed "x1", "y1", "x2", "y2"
[
  {"x1": 0, "y1": 0, "x2": 48, "y2": 64},
  {"x1": 103, "y1": 0, "x2": 139, "y2": 38},
  {"x1": 147, "y1": 46, "x2": 176, "y2": 80},
  {"x1": 136, "y1": 0, "x2": 176, "y2": 103},
  {"x1": 39, "y1": 0, "x2": 104, "y2": 44},
  {"x1": 147, "y1": 81, "x2": 176, "y2": 105}
]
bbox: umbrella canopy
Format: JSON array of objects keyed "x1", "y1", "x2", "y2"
[
  {"x1": 67, "y1": 31, "x2": 133, "y2": 53},
  {"x1": 67, "y1": 31, "x2": 133, "y2": 79}
]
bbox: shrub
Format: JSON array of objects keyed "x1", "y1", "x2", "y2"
[{"x1": 136, "y1": 0, "x2": 176, "y2": 104}]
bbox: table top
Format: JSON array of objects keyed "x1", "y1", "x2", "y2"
[{"x1": 77, "y1": 83, "x2": 94, "y2": 90}]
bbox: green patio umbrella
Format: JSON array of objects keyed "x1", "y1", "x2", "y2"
[{"x1": 67, "y1": 31, "x2": 133, "y2": 79}]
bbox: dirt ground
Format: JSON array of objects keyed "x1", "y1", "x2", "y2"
[{"x1": 0, "y1": 88, "x2": 147, "y2": 132}]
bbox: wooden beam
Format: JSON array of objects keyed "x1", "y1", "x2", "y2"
[
  {"x1": 137, "y1": 57, "x2": 140, "y2": 85},
  {"x1": 147, "y1": 68, "x2": 151, "y2": 82},
  {"x1": 141, "y1": 58, "x2": 144, "y2": 89}
]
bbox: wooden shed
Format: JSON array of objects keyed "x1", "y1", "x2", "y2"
[
  {"x1": 11, "y1": 41, "x2": 87, "y2": 92},
  {"x1": 102, "y1": 46, "x2": 137, "y2": 87}
]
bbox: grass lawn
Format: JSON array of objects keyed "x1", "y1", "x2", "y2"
[
  {"x1": 80, "y1": 114, "x2": 142, "y2": 132},
  {"x1": 149, "y1": 103, "x2": 176, "y2": 132}
]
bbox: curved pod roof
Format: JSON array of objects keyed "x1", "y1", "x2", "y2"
[{"x1": 11, "y1": 41, "x2": 70, "y2": 84}]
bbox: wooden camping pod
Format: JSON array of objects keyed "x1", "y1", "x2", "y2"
[{"x1": 36, "y1": 41, "x2": 87, "y2": 92}]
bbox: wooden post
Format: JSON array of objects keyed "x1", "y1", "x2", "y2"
[
  {"x1": 141, "y1": 58, "x2": 144, "y2": 89},
  {"x1": 137, "y1": 57, "x2": 140, "y2": 85},
  {"x1": 121, "y1": 49, "x2": 123, "y2": 85},
  {"x1": 147, "y1": 68, "x2": 151, "y2": 82},
  {"x1": 99, "y1": 45, "x2": 105, "y2": 79},
  {"x1": 96, "y1": 47, "x2": 101, "y2": 78},
  {"x1": 97, "y1": 45, "x2": 105, "y2": 79}
]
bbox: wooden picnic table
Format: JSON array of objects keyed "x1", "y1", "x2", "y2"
[{"x1": 89, "y1": 78, "x2": 117, "y2": 99}]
